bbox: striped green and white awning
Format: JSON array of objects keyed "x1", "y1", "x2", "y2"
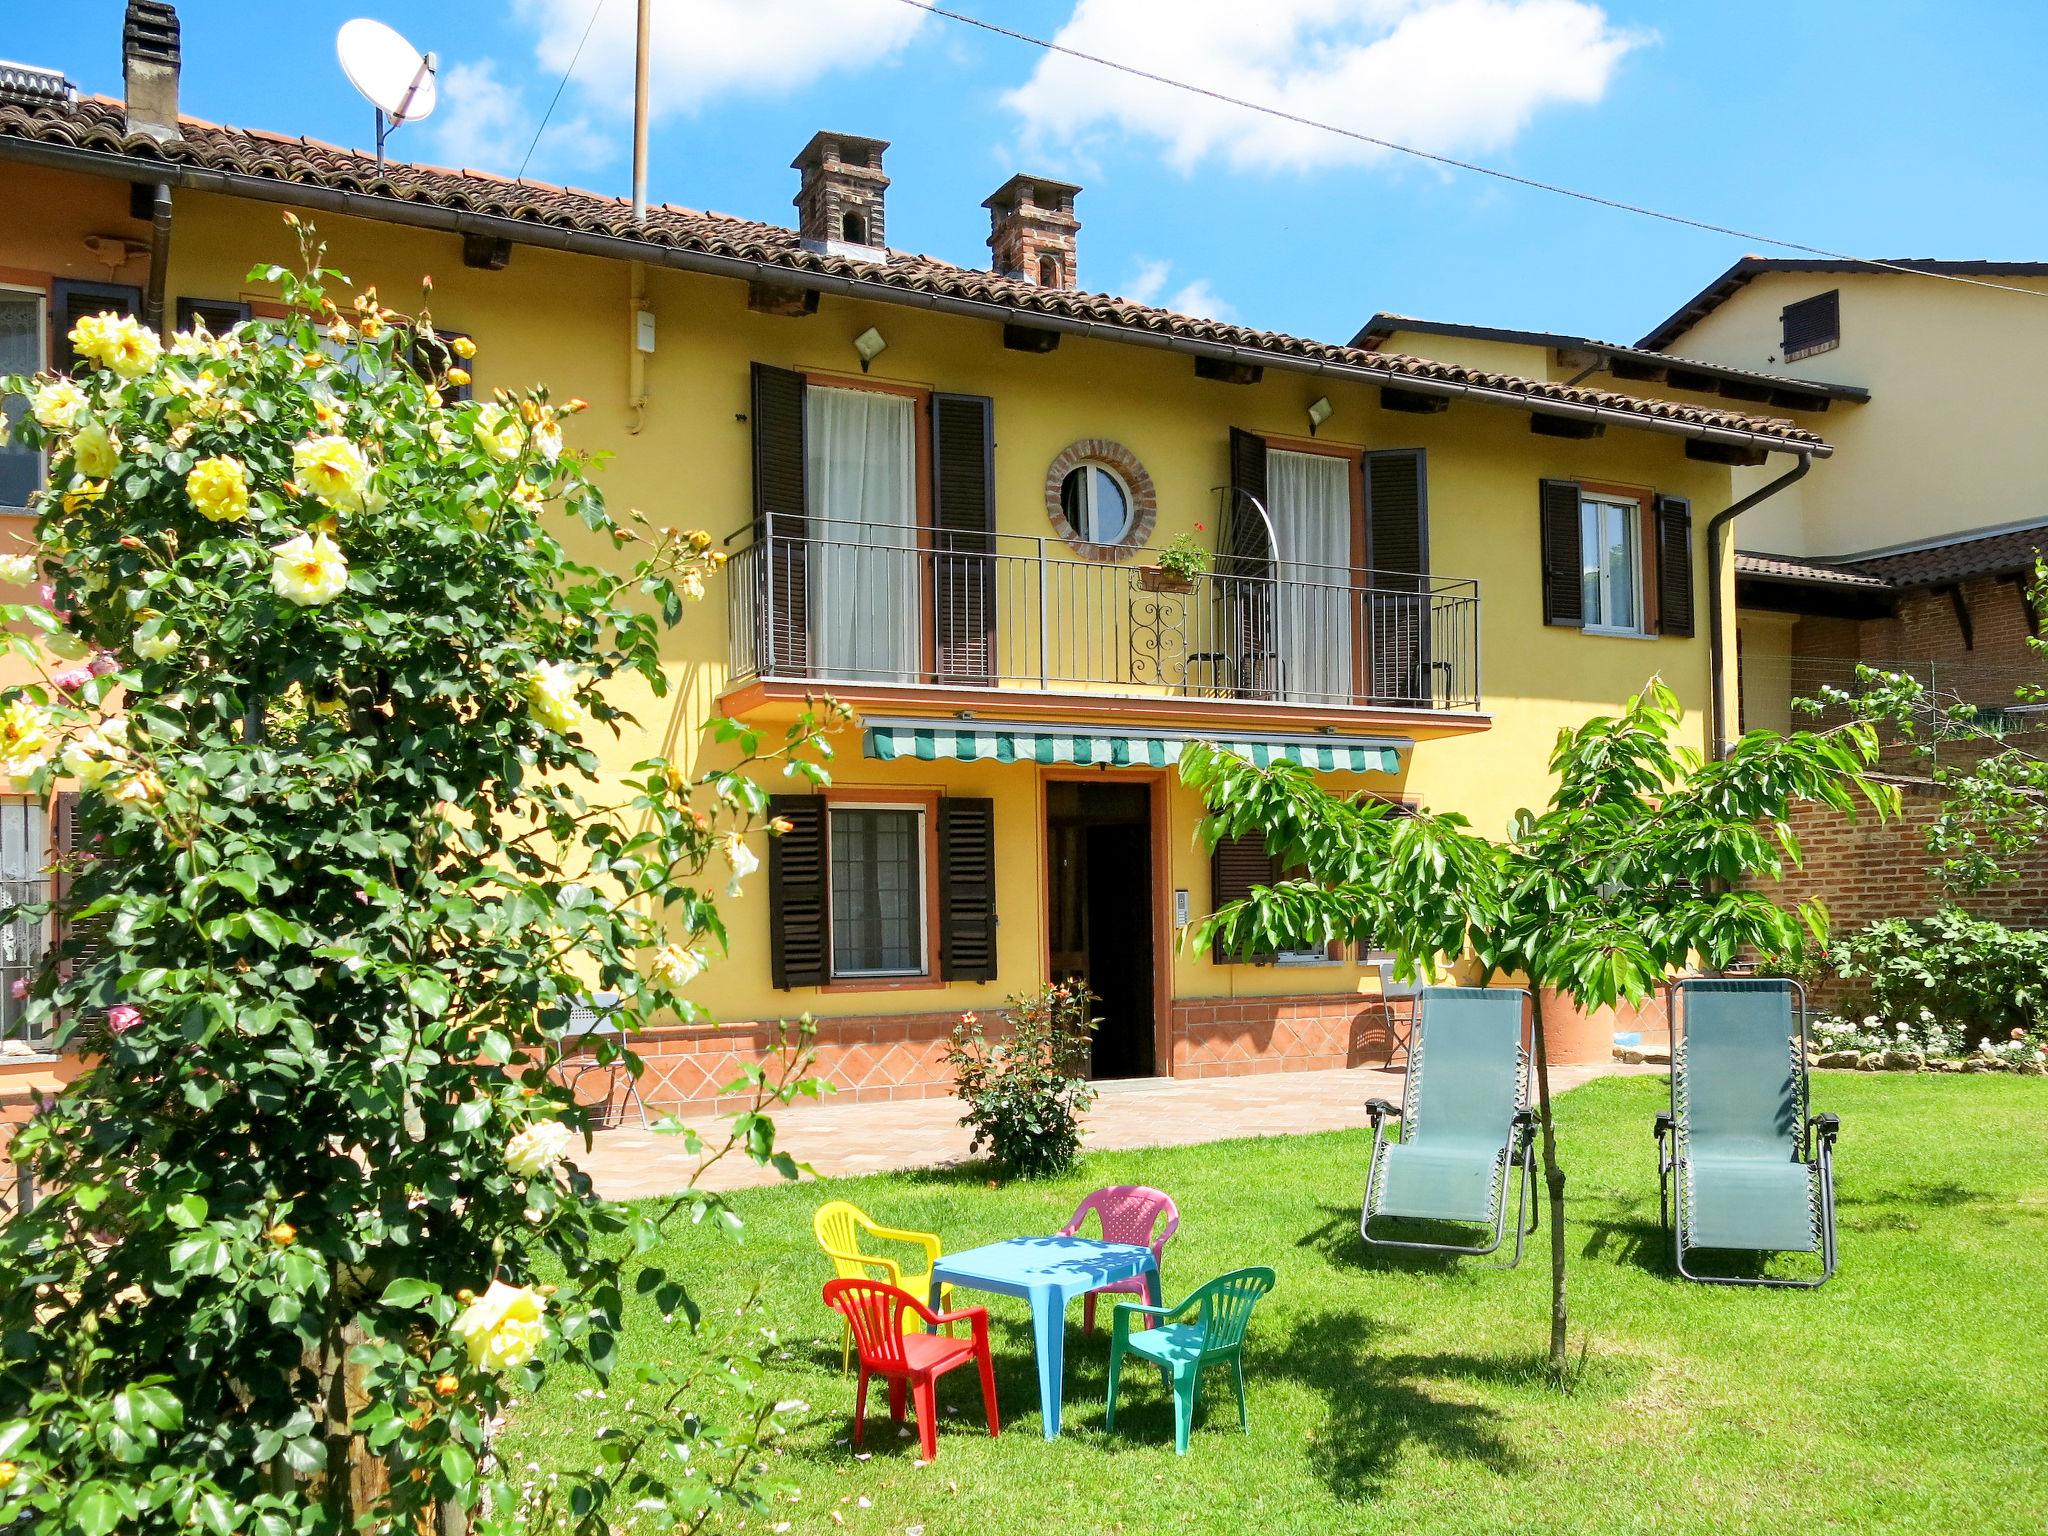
[{"x1": 861, "y1": 720, "x2": 1403, "y2": 774}]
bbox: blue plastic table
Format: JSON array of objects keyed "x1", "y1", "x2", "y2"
[{"x1": 929, "y1": 1235, "x2": 1160, "y2": 1438}]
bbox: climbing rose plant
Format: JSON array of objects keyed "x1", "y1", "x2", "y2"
[{"x1": 0, "y1": 222, "x2": 837, "y2": 1535}]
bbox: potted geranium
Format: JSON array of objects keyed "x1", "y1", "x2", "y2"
[{"x1": 1138, "y1": 527, "x2": 1211, "y2": 593}]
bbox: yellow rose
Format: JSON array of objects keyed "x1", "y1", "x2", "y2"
[
  {"x1": 32, "y1": 380, "x2": 87, "y2": 432},
  {"x1": 270, "y1": 531, "x2": 349, "y2": 607},
  {"x1": 107, "y1": 766, "x2": 166, "y2": 806},
  {"x1": 650, "y1": 943, "x2": 708, "y2": 991},
  {"x1": 0, "y1": 697, "x2": 55, "y2": 782},
  {"x1": 523, "y1": 661, "x2": 587, "y2": 734},
  {"x1": 185, "y1": 455, "x2": 251, "y2": 523},
  {"x1": 531, "y1": 417, "x2": 563, "y2": 463},
  {"x1": 719, "y1": 832, "x2": 760, "y2": 898},
  {"x1": 451, "y1": 335, "x2": 477, "y2": 360},
  {"x1": 292, "y1": 435, "x2": 370, "y2": 513},
  {"x1": 133, "y1": 624, "x2": 181, "y2": 661},
  {"x1": 503, "y1": 1121, "x2": 573, "y2": 1178},
  {"x1": 451, "y1": 1281, "x2": 549, "y2": 1374},
  {"x1": 61, "y1": 715, "x2": 130, "y2": 789},
  {"x1": 473, "y1": 405, "x2": 524, "y2": 461},
  {"x1": 69, "y1": 312, "x2": 161, "y2": 378},
  {"x1": 0, "y1": 552, "x2": 36, "y2": 585},
  {"x1": 71, "y1": 421, "x2": 119, "y2": 479}
]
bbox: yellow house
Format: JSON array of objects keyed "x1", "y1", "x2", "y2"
[{"x1": 0, "y1": 8, "x2": 1833, "y2": 1105}]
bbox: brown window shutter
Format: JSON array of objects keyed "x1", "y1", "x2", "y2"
[
  {"x1": 174, "y1": 297, "x2": 252, "y2": 336},
  {"x1": 1209, "y1": 830, "x2": 1278, "y2": 965},
  {"x1": 51, "y1": 281, "x2": 143, "y2": 374},
  {"x1": 766, "y1": 794, "x2": 827, "y2": 989},
  {"x1": 1539, "y1": 478, "x2": 1584, "y2": 627},
  {"x1": 1780, "y1": 290, "x2": 1840, "y2": 360},
  {"x1": 930, "y1": 393, "x2": 996, "y2": 686},
  {"x1": 1655, "y1": 494, "x2": 1695, "y2": 638},
  {"x1": 1365, "y1": 449, "x2": 1430, "y2": 704},
  {"x1": 751, "y1": 363, "x2": 810, "y2": 675},
  {"x1": 1224, "y1": 428, "x2": 1277, "y2": 696},
  {"x1": 937, "y1": 796, "x2": 997, "y2": 982}
]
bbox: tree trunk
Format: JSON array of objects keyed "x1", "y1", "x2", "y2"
[{"x1": 1529, "y1": 987, "x2": 1570, "y2": 1382}]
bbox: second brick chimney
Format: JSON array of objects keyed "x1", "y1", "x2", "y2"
[
  {"x1": 985, "y1": 175, "x2": 1081, "y2": 290},
  {"x1": 122, "y1": 0, "x2": 182, "y2": 141},
  {"x1": 792, "y1": 132, "x2": 890, "y2": 256}
]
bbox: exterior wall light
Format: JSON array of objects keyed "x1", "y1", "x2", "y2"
[
  {"x1": 853, "y1": 326, "x2": 887, "y2": 372},
  {"x1": 1307, "y1": 396, "x2": 1333, "y2": 436}
]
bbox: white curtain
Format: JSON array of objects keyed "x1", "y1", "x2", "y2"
[
  {"x1": 1268, "y1": 450, "x2": 1352, "y2": 702},
  {"x1": 806, "y1": 386, "x2": 918, "y2": 681}
]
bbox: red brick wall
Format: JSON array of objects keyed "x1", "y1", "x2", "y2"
[{"x1": 1167, "y1": 992, "x2": 1407, "y2": 1078}]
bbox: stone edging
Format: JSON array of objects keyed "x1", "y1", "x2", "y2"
[{"x1": 1042, "y1": 438, "x2": 1158, "y2": 561}]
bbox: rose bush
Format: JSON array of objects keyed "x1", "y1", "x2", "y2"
[{"x1": 0, "y1": 222, "x2": 836, "y2": 1536}]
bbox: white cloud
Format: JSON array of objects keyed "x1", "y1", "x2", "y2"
[
  {"x1": 1120, "y1": 257, "x2": 1232, "y2": 320},
  {"x1": 1004, "y1": 0, "x2": 1647, "y2": 175},
  {"x1": 419, "y1": 59, "x2": 610, "y2": 178},
  {"x1": 510, "y1": 0, "x2": 930, "y2": 120}
]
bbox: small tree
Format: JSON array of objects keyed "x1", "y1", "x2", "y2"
[
  {"x1": 0, "y1": 225, "x2": 836, "y2": 1535},
  {"x1": 1185, "y1": 680, "x2": 1891, "y2": 1378}
]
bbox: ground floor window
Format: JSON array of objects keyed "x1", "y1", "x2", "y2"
[
  {"x1": 828, "y1": 803, "x2": 927, "y2": 977},
  {"x1": 0, "y1": 289, "x2": 46, "y2": 514},
  {"x1": 0, "y1": 795, "x2": 48, "y2": 1046}
]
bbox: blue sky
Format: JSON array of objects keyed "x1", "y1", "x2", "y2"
[{"x1": 16, "y1": 1, "x2": 2048, "y2": 348}]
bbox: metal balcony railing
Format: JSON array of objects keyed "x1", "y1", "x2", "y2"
[{"x1": 727, "y1": 518, "x2": 1481, "y2": 711}]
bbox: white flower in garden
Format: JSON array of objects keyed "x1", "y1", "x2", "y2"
[
  {"x1": 0, "y1": 698, "x2": 55, "y2": 782},
  {"x1": 270, "y1": 532, "x2": 349, "y2": 607},
  {"x1": 503, "y1": 1120, "x2": 573, "y2": 1178},
  {"x1": 107, "y1": 766, "x2": 166, "y2": 806},
  {"x1": 292, "y1": 435, "x2": 371, "y2": 513},
  {"x1": 720, "y1": 832, "x2": 759, "y2": 898},
  {"x1": 650, "y1": 943, "x2": 708, "y2": 991},
  {"x1": 133, "y1": 624, "x2": 182, "y2": 661},
  {"x1": 61, "y1": 716, "x2": 130, "y2": 788},
  {"x1": 71, "y1": 420, "x2": 119, "y2": 479},
  {"x1": 473, "y1": 404, "x2": 524, "y2": 461},
  {"x1": 31, "y1": 380, "x2": 86, "y2": 432},
  {"x1": 531, "y1": 415, "x2": 563, "y2": 463},
  {"x1": 0, "y1": 552, "x2": 36, "y2": 585},
  {"x1": 452, "y1": 1280, "x2": 550, "y2": 1374},
  {"x1": 523, "y1": 661, "x2": 587, "y2": 735}
]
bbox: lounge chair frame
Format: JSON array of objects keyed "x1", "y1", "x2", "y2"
[
  {"x1": 1360, "y1": 986, "x2": 1539, "y2": 1268},
  {"x1": 1656, "y1": 977, "x2": 1840, "y2": 1289}
]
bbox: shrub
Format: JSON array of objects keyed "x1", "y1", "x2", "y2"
[
  {"x1": 1827, "y1": 908, "x2": 2048, "y2": 1045},
  {"x1": 946, "y1": 983, "x2": 1099, "y2": 1179}
]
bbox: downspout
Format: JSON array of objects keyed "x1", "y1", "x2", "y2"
[
  {"x1": 142, "y1": 181, "x2": 173, "y2": 339},
  {"x1": 1707, "y1": 452, "x2": 1812, "y2": 757},
  {"x1": 625, "y1": 0, "x2": 651, "y2": 434}
]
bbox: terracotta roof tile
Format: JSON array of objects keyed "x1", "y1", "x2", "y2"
[
  {"x1": 0, "y1": 97, "x2": 1830, "y2": 449},
  {"x1": 1734, "y1": 552, "x2": 1894, "y2": 590},
  {"x1": 1849, "y1": 525, "x2": 2048, "y2": 588}
]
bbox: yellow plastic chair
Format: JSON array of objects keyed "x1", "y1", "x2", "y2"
[{"x1": 813, "y1": 1200, "x2": 955, "y2": 1370}]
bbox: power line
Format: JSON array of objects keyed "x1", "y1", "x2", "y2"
[
  {"x1": 891, "y1": 0, "x2": 2048, "y2": 305},
  {"x1": 518, "y1": 0, "x2": 608, "y2": 182}
]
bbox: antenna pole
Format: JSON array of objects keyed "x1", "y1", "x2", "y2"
[
  {"x1": 374, "y1": 107, "x2": 386, "y2": 170},
  {"x1": 631, "y1": 0, "x2": 651, "y2": 223}
]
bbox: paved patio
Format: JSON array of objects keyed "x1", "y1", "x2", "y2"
[{"x1": 577, "y1": 1060, "x2": 1643, "y2": 1200}]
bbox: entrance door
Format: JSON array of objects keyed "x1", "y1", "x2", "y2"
[{"x1": 1045, "y1": 780, "x2": 1156, "y2": 1079}]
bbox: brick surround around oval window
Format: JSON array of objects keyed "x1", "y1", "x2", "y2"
[{"x1": 1043, "y1": 438, "x2": 1158, "y2": 561}]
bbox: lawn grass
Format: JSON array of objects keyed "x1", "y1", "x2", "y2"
[{"x1": 505, "y1": 1072, "x2": 2048, "y2": 1535}]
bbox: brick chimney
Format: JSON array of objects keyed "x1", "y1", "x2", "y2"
[
  {"x1": 122, "y1": 0, "x2": 182, "y2": 141},
  {"x1": 792, "y1": 131, "x2": 890, "y2": 255},
  {"x1": 984, "y1": 175, "x2": 1081, "y2": 290}
]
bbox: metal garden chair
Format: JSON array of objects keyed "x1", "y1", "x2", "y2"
[
  {"x1": 1105, "y1": 1266, "x2": 1276, "y2": 1454},
  {"x1": 548, "y1": 992, "x2": 648, "y2": 1130},
  {"x1": 1360, "y1": 986, "x2": 1538, "y2": 1267},
  {"x1": 1656, "y1": 978, "x2": 1840, "y2": 1288}
]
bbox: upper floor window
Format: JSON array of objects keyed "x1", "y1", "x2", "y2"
[
  {"x1": 1580, "y1": 491, "x2": 1645, "y2": 635},
  {"x1": 0, "y1": 289, "x2": 45, "y2": 514},
  {"x1": 1780, "y1": 289, "x2": 1840, "y2": 361}
]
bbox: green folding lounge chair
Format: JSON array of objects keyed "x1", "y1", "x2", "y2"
[
  {"x1": 1361, "y1": 986, "x2": 1537, "y2": 1266},
  {"x1": 1655, "y1": 978, "x2": 1840, "y2": 1288},
  {"x1": 1104, "y1": 1267, "x2": 1275, "y2": 1455}
]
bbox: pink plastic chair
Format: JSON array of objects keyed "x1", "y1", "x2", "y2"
[{"x1": 1060, "y1": 1185, "x2": 1181, "y2": 1333}]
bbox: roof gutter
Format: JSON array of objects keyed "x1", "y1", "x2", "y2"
[
  {"x1": 0, "y1": 133, "x2": 1832, "y2": 460},
  {"x1": 1708, "y1": 452, "x2": 1813, "y2": 759}
]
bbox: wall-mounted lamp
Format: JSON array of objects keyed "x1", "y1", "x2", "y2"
[
  {"x1": 1306, "y1": 396, "x2": 1333, "y2": 436},
  {"x1": 853, "y1": 326, "x2": 887, "y2": 373}
]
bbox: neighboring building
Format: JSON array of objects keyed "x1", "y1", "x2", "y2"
[{"x1": 0, "y1": 5, "x2": 1832, "y2": 1104}]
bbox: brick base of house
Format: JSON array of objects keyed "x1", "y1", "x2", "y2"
[{"x1": 1167, "y1": 993, "x2": 1406, "y2": 1078}]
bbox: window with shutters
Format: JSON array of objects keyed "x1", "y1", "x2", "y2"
[
  {"x1": 827, "y1": 801, "x2": 932, "y2": 979},
  {"x1": 1780, "y1": 290, "x2": 1840, "y2": 362},
  {"x1": 0, "y1": 287, "x2": 44, "y2": 514},
  {"x1": 51, "y1": 279, "x2": 142, "y2": 375},
  {"x1": 0, "y1": 795, "x2": 49, "y2": 1048},
  {"x1": 174, "y1": 297, "x2": 252, "y2": 338},
  {"x1": 1580, "y1": 491, "x2": 1646, "y2": 635}
]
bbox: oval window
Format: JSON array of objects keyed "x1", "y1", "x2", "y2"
[{"x1": 1059, "y1": 463, "x2": 1132, "y2": 545}]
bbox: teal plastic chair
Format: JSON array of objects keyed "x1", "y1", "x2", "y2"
[
  {"x1": 1656, "y1": 978, "x2": 1839, "y2": 1288},
  {"x1": 1104, "y1": 1266, "x2": 1275, "y2": 1454},
  {"x1": 1361, "y1": 986, "x2": 1537, "y2": 1266}
]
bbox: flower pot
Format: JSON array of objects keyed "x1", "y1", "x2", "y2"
[{"x1": 1137, "y1": 565, "x2": 1195, "y2": 594}]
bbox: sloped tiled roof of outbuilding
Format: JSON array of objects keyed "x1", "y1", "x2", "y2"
[
  {"x1": 0, "y1": 96, "x2": 1833, "y2": 450},
  {"x1": 1733, "y1": 552, "x2": 1894, "y2": 591}
]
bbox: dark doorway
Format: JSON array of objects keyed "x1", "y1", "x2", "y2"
[{"x1": 1046, "y1": 779, "x2": 1156, "y2": 1079}]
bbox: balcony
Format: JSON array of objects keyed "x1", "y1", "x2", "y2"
[{"x1": 725, "y1": 519, "x2": 1482, "y2": 715}]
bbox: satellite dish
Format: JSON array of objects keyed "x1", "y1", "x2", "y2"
[{"x1": 336, "y1": 18, "x2": 438, "y2": 166}]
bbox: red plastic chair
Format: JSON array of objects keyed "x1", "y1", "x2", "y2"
[
  {"x1": 1060, "y1": 1185, "x2": 1181, "y2": 1333},
  {"x1": 821, "y1": 1278, "x2": 1000, "y2": 1462}
]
